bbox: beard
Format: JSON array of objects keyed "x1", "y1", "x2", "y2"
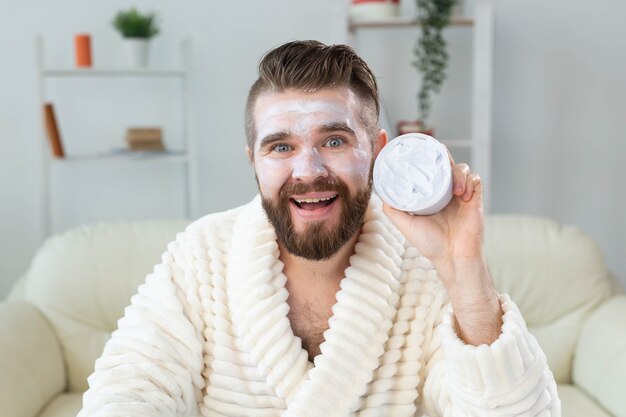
[{"x1": 260, "y1": 171, "x2": 373, "y2": 261}]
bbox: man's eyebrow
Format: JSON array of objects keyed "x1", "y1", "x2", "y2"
[
  {"x1": 259, "y1": 131, "x2": 291, "y2": 149},
  {"x1": 258, "y1": 123, "x2": 355, "y2": 148},
  {"x1": 318, "y1": 122, "x2": 356, "y2": 136}
]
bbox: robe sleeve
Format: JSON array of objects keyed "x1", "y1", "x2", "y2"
[
  {"x1": 77, "y1": 233, "x2": 207, "y2": 417},
  {"x1": 420, "y1": 293, "x2": 561, "y2": 416}
]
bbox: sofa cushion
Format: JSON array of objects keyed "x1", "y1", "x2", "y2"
[
  {"x1": 37, "y1": 393, "x2": 82, "y2": 417},
  {"x1": 22, "y1": 220, "x2": 189, "y2": 392},
  {"x1": 574, "y1": 295, "x2": 626, "y2": 417},
  {"x1": 557, "y1": 384, "x2": 612, "y2": 417},
  {"x1": 0, "y1": 302, "x2": 65, "y2": 417},
  {"x1": 484, "y1": 215, "x2": 613, "y2": 383}
]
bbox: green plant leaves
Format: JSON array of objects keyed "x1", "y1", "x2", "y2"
[
  {"x1": 112, "y1": 8, "x2": 160, "y2": 39},
  {"x1": 413, "y1": 0, "x2": 457, "y2": 126}
]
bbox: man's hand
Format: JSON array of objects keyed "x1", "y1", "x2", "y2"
[{"x1": 382, "y1": 151, "x2": 503, "y2": 346}]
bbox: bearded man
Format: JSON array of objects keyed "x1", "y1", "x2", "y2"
[{"x1": 78, "y1": 41, "x2": 560, "y2": 417}]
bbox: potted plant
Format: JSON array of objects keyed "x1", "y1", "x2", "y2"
[
  {"x1": 112, "y1": 8, "x2": 160, "y2": 68},
  {"x1": 401, "y1": 0, "x2": 457, "y2": 135}
]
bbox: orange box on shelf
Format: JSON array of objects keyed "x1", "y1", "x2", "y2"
[{"x1": 74, "y1": 34, "x2": 92, "y2": 67}]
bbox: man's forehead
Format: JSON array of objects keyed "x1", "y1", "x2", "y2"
[
  {"x1": 258, "y1": 100, "x2": 350, "y2": 120},
  {"x1": 254, "y1": 87, "x2": 359, "y2": 118}
]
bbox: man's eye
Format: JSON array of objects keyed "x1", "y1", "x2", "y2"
[
  {"x1": 325, "y1": 137, "x2": 344, "y2": 148},
  {"x1": 273, "y1": 144, "x2": 291, "y2": 153}
]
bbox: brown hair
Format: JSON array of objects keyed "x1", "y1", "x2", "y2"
[{"x1": 245, "y1": 40, "x2": 380, "y2": 150}]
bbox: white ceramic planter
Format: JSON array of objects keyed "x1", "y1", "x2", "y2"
[
  {"x1": 123, "y1": 38, "x2": 150, "y2": 68},
  {"x1": 350, "y1": 1, "x2": 400, "y2": 22}
]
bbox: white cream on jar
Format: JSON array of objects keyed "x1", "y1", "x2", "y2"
[{"x1": 373, "y1": 133, "x2": 453, "y2": 215}]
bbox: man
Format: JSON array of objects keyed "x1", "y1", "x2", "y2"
[{"x1": 79, "y1": 41, "x2": 560, "y2": 416}]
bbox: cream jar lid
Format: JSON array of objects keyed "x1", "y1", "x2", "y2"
[{"x1": 373, "y1": 133, "x2": 453, "y2": 215}]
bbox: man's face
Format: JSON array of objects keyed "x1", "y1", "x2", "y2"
[{"x1": 250, "y1": 87, "x2": 381, "y2": 260}]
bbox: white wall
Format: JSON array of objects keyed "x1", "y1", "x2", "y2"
[
  {"x1": 491, "y1": 0, "x2": 626, "y2": 290},
  {"x1": 1, "y1": 0, "x2": 625, "y2": 297},
  {"x1": 0, "y1": 0, "x2": 339, "y2": 296}
]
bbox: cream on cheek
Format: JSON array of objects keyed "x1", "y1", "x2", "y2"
[
  {"x1": 326, "y1": 143, "x2": 371, "y2": 185},
  {"x1": 254, "y1": 157, "x2": 291, "y2": 198}
]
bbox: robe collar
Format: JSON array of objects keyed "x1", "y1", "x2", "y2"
[{"x1": 226, "y1": 194, "x2": 407, "y2": 416}]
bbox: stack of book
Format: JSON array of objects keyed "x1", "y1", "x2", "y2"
[{"x1": 125, "y1": 127, "x2": 165, "y2": 151}]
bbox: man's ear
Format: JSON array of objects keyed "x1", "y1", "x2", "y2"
[
  {"x1": 246, "y1": 146, "x2": 254, "y2": 164},
  {"x1": 373, "y1": 129, "x2": 388, "y2": 159}
]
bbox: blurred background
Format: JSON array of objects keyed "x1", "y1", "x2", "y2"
[{"x1": 1, "y1": 0, "x2": 624, "y2": 298}]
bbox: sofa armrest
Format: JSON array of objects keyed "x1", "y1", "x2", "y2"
[
  {"x1": 0, "y1": 301, "x2": 67, "y2": 417},
  {"x1": 6, "y1": 273, "x2": 28, "y2": 301},
  {"x1": 573, "y1": 295, "x2": 626, "y2": 417}
]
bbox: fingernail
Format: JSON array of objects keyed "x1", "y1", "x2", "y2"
[{"x1": 455, "y1": 184, "x2": 463, "y2": 193}]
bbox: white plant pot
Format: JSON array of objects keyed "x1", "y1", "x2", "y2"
[
  {"x1": 123, "y1": 38, "x2": 150, "y2": 68},
  {"x1": 350, "y1": 1, "x2": 399, "y2": 22}
]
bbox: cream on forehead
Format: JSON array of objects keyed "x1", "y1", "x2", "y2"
[
  {"x1": 260, "y1": 99, "x2": 350, "y2": 119},
  {"x1": 255, "y1": 97, "x2": 361, "y2": 150},
  {"x1": 258, "y1": 87, "x2": 360, "y2": 118}
]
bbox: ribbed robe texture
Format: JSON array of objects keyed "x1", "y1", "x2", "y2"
[{"x1": 78, "y1": 195, "x2": 560, "y2": 417}]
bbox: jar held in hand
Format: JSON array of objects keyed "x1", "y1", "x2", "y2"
[{"x1": 373, "y1": 133, "x2": 453, "y2": 215}]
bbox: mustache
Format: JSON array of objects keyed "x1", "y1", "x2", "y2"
[{"x1": 279, "y1": 176, "x2": 345, "y2": 199}]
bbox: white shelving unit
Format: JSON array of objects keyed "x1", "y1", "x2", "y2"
[
  {"x1": 334, "y1": 0, "x2": 494, "y2": 210},
  {"x1": 36, "y1": 36, "x2": 198, "y2": 237}
]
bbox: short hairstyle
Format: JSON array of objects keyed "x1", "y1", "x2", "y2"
[{"x1": 245, "y1": 40, "x2": 380, "y2": 150}]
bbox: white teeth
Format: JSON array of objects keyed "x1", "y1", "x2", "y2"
[{"x1": 294, "y1": 195, "x2": 336, "y2": 204}]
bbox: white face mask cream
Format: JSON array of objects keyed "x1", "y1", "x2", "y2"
[
  {"x1": 252, "y1": 89, "x2": 373, "y2": 202},
  {"x1": 373, "y1": 133, "x2": 453, "y2": 215}
]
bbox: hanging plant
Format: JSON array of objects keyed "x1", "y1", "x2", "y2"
[{"x1": 412, "y1": 0, "x2": 457, "y2": 129}]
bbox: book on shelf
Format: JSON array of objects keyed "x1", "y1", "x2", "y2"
[
  {"x1": 125, "y1": 126, "x2": 165, "y2": 151},
  {"x1": 126, "y1": 127, "x2": 162, "y2": 141},
  {"x1": 128, "y1": 142, "x2": 166, "y2": 151},
  {"x1": 43, "y1": 103, "x2": 65, "y2": 158}
]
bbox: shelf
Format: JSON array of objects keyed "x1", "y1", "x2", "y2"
[
  {"x1": 43, "y1": 68, "x2": 186, "y2": 78},
  {"x1": 345, "y1": 1, "x2": 494, "y2": 210},
  {"x1": 37, "y1": 36, "x2": 198, "y2": 235},
  {"x1": 50, "y1": 150, "x2": 189, "y2": 164},
  {"x1": 349, "y1": 16, "x2": 473, "y2": 31}
]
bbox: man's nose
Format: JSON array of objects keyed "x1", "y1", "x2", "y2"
[{"x1": 292, "y1": 148, "x2": 328, "y2": 182}]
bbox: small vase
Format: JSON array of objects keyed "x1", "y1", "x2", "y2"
[
  {"x1": 122, "y1": 38, "x2": 149, "y2": 68},
  {"x1": 350, "y1": 0, "x2": 400, "y2": 22},
  {"x1": 74, "y1": 34, "x2": 92, "y2": 68}
]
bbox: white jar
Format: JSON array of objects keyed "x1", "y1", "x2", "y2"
[{"x1": 373, "y1": 133, "x2": 453, "y2": 215}]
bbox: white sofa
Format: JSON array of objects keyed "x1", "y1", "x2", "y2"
[{"x1": 1, "y1": 216, "x2": 624, "y2": 417}]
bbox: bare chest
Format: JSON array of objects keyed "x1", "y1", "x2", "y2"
[{"x1": 287, "y1": 298, "x2": 335, "y2": 362}]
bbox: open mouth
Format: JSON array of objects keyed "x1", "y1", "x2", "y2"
[{"x1": 290, "y1": 194, "x2": 338, "y2": 211}]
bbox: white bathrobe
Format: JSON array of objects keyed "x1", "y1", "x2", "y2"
[{"x1": 78, "y1": 195, "x2": 560, "y2": 417}]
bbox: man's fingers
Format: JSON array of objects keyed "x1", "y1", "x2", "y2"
[
  {"x1": 453, "y1": 163, "x2": 471, "y2": 195},
  {"x1": 463, "y1": 173, "x2": 482, "y2": 201}
]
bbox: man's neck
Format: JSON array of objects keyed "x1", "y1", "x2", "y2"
[{"x1": 279, "y1": 232, "x2": 360, "y2": 289}]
